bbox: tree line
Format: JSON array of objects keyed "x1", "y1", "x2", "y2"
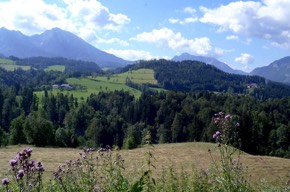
[{"x1": 0, "y1": 87, "x2": 290, "y2": 158}]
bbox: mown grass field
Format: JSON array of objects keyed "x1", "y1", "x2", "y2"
[
  {"x1": 0, "y1": 58, "x2": 15, "y2": 65},
  {"x1": 44, "y1": 65, "x2": 65, "y2": 72},
  {"x1": 35, "y1": 68, "x2": 162, "y2": 100},
  {"x1": 0, "y1": 58, "x2": 31, "y2": 71},
  {"x1": 0, "y1": 142, "x2": 289, "y2": 185},
  {"x1": 89, "y1": 68, "x2": 158, "y2": 85},
  {"x1": 34, "y1": 77, "x2": 141, "y2": 100}
]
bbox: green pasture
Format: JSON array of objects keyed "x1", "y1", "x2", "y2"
[
  {"x1": 34, "y1": 68, "x2": 162, "y2": 100},
  {"x1": 44, "y1": 65, "x2": 65, "y2": 72},
  {"x1": 0, "y1": 58, "x2": 32, "y2": 71},
  {"x1": 0, "y1": 64, "x2": 31, "y2": 71},
  {"x1": 0, "y1": 58, "x2": 15, "y2": 65},
  {"x1": 35, "y1": 77, "x2": 142, "y2": 100},
  {"x1": 90, "y1": 68, "x2": 158, "y2": 85}
]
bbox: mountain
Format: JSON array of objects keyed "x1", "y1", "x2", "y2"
[
  {"x1": 0, "y1": 27, "x2": 132, "y2": 69},
  {"x1": 251, "y1": 56, "x2": 290, "y2": 83},
  {"x1": 172, "y1": 53, "x2": 247, "y2": 75}
]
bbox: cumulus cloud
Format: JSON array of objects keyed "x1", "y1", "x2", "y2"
[
  {"x1": 97, "y1": 38, "x2": 129, "y2": 46},
  {"x1": 199, "y1": 0, "x2": 290, "y2": 48},
  {"x1": 169, "y1": 6, "x2": 198, "y2": 25},
  {"x1": 0, "y1": 0, "x2": 130, "y2": 38},
  {"x1": 0, "y1": 0, "x2": 68, "y2": 35},
  {"x1": 235, "y1": 53, "x2": 254, "y2": 65},
  {"x1": 105, "y1": 49, "x2": 166, "y2": 61},
  {"x1": 226, "y1": 35, "x2": 239, "y2": 41},
  {"x1": 130, "y1": 28, "x2": 223, "y2": 57}
]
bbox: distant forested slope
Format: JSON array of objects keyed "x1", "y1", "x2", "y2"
[
  {"x1": 122, "y1": 59, "x2": 290, "y2": 99},
  {"x1": 12, "y1": 56, "x2": 103, "y2": 73}
]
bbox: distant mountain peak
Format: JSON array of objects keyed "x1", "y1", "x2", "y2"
[
  {"x1": 0, "y1": 28, "x2": 132, "y2": 69},
  {"x1": 251, "y1": 56, "x2": 290, "y2": 83},
  {"x1": 172, "y1": 53, "x2": 247, "y2": 75}
]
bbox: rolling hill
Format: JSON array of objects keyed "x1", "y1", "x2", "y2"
[
  {"x1": 0, "y1": 27, "x2": 132, "y2": 69},
  {"x1": 0, "y1": 142, "x2": 289, "y2": 184}
]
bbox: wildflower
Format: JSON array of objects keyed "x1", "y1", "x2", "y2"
[
  {"x1": 2, "y1": 177, "x2": 9, "y2": 185},
  {"x1": 236, "y1": 122, "x2": 240, "y2": 127},
  {"x1": 18, "y1": 169, "x2": 25, "y2": 179},
  {"x1": 9, "y1": 159, "x2": 17, "y2": 167},
  {"x1": 225, "y1": 114, "x2": 231, "y2": 119},
  {"x1": 213, "y1": 131, "x2": 221, "y2": 139}
]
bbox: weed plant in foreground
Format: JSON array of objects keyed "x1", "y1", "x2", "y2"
[{"x1": 1, "y1": 114, "x2": 290, "y2": 191}]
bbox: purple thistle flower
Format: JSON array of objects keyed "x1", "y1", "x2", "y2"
[
  {"x1": 213, "y1": 131, "x2": 221, "y2": 139},
  {"x1": 2, "y1": 177, "x2": 9, "y2": 185},
  {"x1": 9, "y1": 159, "x2": 17, "y2": 167},
  {"x1": 225, "y1": 114, "x2": 231, "y2": 119},
  {"x1": 18, "y1": 169, "x2": 25, "y2": 179}
]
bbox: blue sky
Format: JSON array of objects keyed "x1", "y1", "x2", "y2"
[{"x1": 0, "y1": 0, "x2": 290, "y2": 72}]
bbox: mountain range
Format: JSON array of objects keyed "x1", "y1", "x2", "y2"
[
  {"x1": 1, "y1": 27, "x2": 290, "y2": 84},
  {"x1": 0, "y1": 27, "x2": 131, "y2": 69},
  {"x1": 251, "y1": 56, "x2": 290, "y2": 84},
  {"x1": 172, "y1": 53, "x2": 247, "y2": 75}
]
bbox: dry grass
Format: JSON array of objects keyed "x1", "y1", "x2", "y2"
[{"x1": 0, "y1": 142, "x2": 289, "y2": 185}]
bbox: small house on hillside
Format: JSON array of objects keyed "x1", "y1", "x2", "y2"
[
  {"x1": 61, "y1": 84, "x2": 73, "y2": 90},
  {"x1": 52, "y1": 84, "x2": 59, "y2": 89},
  {"x1": 52, "y1": 83, "x2": 73, "y2": 90},
  {"x1": 247, "y1": 83, "x2": 258, "y2": 89}
]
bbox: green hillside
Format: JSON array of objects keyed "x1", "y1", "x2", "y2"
[
  {"x1": 35, "y1": 68, "x2": 161, "y2": 100},
  {"x1": 90, "y1": 68, "x2": 158, "y2": 85},
  {"x1": 0, "y1": 58, "x2": 31, "y2": 71},
  {"x1": 44, "y1": 65, "x2": 65, "y2": 72}
]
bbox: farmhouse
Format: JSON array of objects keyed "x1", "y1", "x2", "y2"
[{"x1": 52, "y1": 84, "x2": 73, "y2": 90}]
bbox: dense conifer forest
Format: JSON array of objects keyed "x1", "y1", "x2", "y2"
[{"x1": 0, "y1": 59, "x2": 290, "y2": 158}]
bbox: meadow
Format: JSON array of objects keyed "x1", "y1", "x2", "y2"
[
  {"x1": 89, "y1": 68, "x2": 158, "y2": 85},
  {"x1": 0, "y1": 58, "x2": 31, "y2": 71},
  {"x1": 34, "y1": 68, "x2": 161, "y2": 100},
  {"x1": 44, "y1": 65, "x2": 65, "y2": 72},
  {"x1": 0, "y1": 142, "x2": 289, "y2": 186}
]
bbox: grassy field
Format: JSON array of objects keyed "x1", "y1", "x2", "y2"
[
  {"x1": 34, "y1": 68, "x2": 161, "y2": 100},
  {"x1": 44, "y1": 65, "x2": 65, "y2": 72},
  {"x1": 0, "y1": 58, "x2": 15, "y2": 65},
  {"x1": 34, "y1": 77, "x2": 142, "y2": 100},
  {"x1": 90, "y1": 68, "x2": 158, "y2": 85},
  {"x1": 0, "y1": 142, "x2": 289, "y2": 185},
  {"x1": 0, "y1": 58, "x2": 31, "y2": 71}
]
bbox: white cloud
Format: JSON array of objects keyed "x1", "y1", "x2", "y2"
[
  {"x1": 169, "y1": 6, "x2": 198, "y2": 25},
  {"x1": 0, "y1": 0, "x2": 130, "y2": 38},
  {"x1": 97, "y1": 38, "x2": 129, "y2": 46},
  {"x1": 235, "y1": 53, "x2": 254, "y2": 65},
  {"x1": 0, "y1": 0, "x2": 68, "y2": 35},
  {"x1": 169, "y1": 18, "x2": 180, "y2": 24},
  {"x1": 131, "y1": 28, "x2": 223, "y2": 57},
  {"x1": 105, "y1": 49, "x2": 165, "y2": 61},
  {"x1": 184, "y1": 7, "x2": 196, "y2": 14},
  {"x1": 226, "y1": 35, "x2": 239, "y2": 41},
  {"x1": 200, "y1": 0, "x2": 290, "y2": 48}
]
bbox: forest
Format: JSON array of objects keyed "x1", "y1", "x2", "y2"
[{"x1": 0, "y1": 59, "x2": 290, "y2": 158}]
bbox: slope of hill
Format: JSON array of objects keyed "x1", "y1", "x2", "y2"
[
  {"x1": 14, "y1": 56, "x2": 102, "y2": 73},
  {"x1": 251, "y1": 56, "x2": 290, "y2": 83},
  {"x1": 126, "y1": 59, "x2": 290, "y2": 99},
  {"x1": 0, "y1": 27, "x2": 132, "y2": 69},
  {"x1": 172, "y1": 53, "x2": 247, "y2": 75},
  {"x1": 0, "y1": 142, "x2": 289, "y2": 184}
]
